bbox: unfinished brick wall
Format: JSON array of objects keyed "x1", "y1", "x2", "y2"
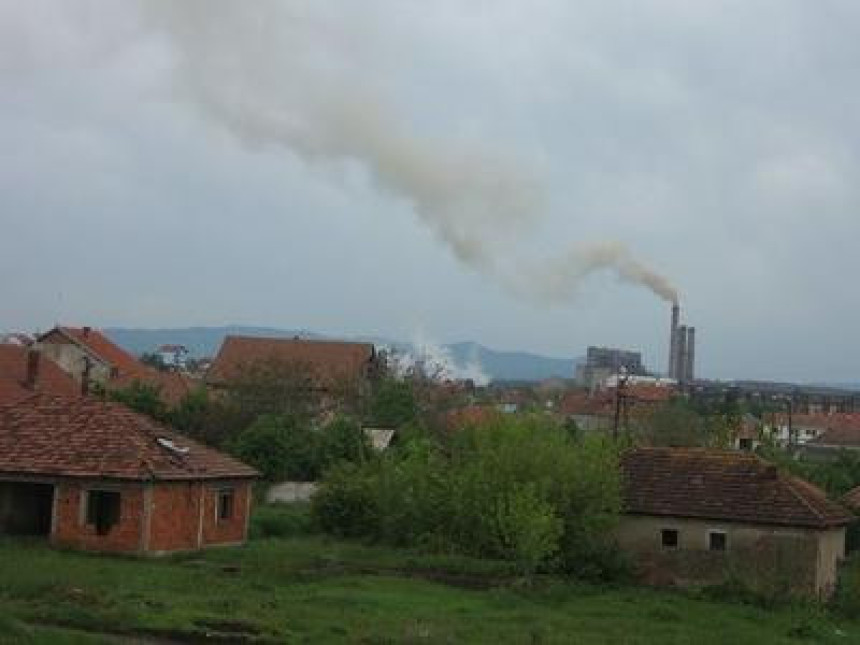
[
  {"x1": 52, "y1": 481, "x2": 144, "y2": 553},
  {"x1": 49, "y1": 478, "x2": 252, "y2": 555},
  {"x1": 147, "y1": 481, "x2": 203, "y2": 553},
  {"x1": 201, "y1": 480, "x2": 251, "y2": 547}
]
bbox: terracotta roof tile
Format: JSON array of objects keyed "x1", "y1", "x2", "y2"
[
  {"x1": 207, "y1": 335, "x2": 376, "y2": 386},
  {"x1": 0, "y1": 394, "x2": 258, "y2": 481},
  {"x1": 0, "y1": 346, "x2": 80, "y2": 406},
  {"x1": 841, "y1": 486, "x2": 860, "y2": 512},
  {"x1": 622, "y1": 447, "x2": 851, "y2": 529}
]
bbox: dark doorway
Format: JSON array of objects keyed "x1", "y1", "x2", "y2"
[{"x1": 0, "y1": 482, "x2": 54, "y2": 537}]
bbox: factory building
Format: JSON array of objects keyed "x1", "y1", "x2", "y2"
[{"x1": 576, "y1": 346, "x2": 647, "y2": 390}]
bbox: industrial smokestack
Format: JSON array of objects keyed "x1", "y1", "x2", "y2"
[
  {"x1": 675, "y1": 324, "x2": 688, "y2": 385},
  {"x1": 685, "y1": 327, "x2": 696, "y2": 384},
  {"x1": 668, "y1": 303, "x2": 680, "y2": 379}
]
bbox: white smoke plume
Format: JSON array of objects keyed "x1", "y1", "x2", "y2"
[
  {"x1": 383, "y1": 335, "x2": 490, "y2": 387},
  {"x1": 144, "y1": 0, "x2": 678, "y2": 303}
]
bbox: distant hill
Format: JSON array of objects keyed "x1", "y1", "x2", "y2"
[{"x1": 103, "y1": 326, "x2": 580, "y2": 383}]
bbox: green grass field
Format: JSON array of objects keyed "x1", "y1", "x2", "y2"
[{"x1": 0, "y1": 507, "x2": 858, "y2": 644}]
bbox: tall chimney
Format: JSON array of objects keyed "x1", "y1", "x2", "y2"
[
  {"x1": 668, "y1": 303, "x2": 680, "y2": 379},
  {"x1": 685, "y1": 327, "x2": 696, "y2": 384},
  {"x1": 24, "y1": 349, "x2": 40, "y2": 390},
  {"x1": 675, "y1": 324, "x2": 688, "y2": 385}
]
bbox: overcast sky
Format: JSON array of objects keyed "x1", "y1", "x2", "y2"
[{"x1": 2, "y1": 1, "x2": 859, "y2": 382}]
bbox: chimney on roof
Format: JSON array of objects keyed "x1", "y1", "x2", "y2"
[
  {"x1": 24, "y1": 349, "x2": 40, "y2": 390},
  {"x1": 83, "y1": 326, "x2": 91, "y2": 338}
]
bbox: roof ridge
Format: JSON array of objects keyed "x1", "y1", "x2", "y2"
[
  {"x1": 781, "y1": 475, "x2": 828, "y2": 523},
  {"x1": 54, "y1": 327, "x2": 117, "y2": 371}
]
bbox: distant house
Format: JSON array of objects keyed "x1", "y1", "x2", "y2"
[
  {"x1": 0, "y1": 395, "x2": 257, "y2": 554},
  {"x1": 0, "y1": 333, "x2": 34, "y2": 347},
  {"x1": 206, "y1": 335, "x2": 380, "y2": 403},
  {"x1": 157, "y1": 344, "x2": 190, "y2": 370},
  {"x1": 0, "y1": 346, "x2": 80, "y2": 406},
  {"x1": 733, "y1": 413, "x2": 762, "y2": 452},
  {"x1": 559, "y1": 385, "x2": 674, "y2": 433},
  {"x1": 36, "y1": 326, "x2": 192, "y2": 406},
  {"x1": 618, "y1": 448, "x2": 852, "y2": 597}
]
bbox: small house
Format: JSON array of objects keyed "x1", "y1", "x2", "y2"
[
  {"x1": 0, "y1": 394, "x2": 257, "y2": 555},
  {"x1": 36, "y1": 326, "x2": 193, "y2": 406},
  {"x1": 618, "y1": 447, "x2": 851, "y2": 597}
]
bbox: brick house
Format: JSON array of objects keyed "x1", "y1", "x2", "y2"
[
  {"x1": 0, "y1": 395, "x2": 257, "y2": 554},
  {"x1": 618, "y1": 448, "x2": 852, "y2": 597},
  {"x1": 36, "y1": 326, "x2": 193, "y2": 407}
]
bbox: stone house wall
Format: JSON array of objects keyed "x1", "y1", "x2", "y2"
[{"x1": 617, "y1": 515, "x2": 845, "y2": 597}]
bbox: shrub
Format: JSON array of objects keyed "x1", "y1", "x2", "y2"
[
  {"x1": 312, "y1": 462, "x2": 380, "y2": 538},
  {"x1": 229, "y1": 415, "x2": 318, "y2": 481},
  {"x1": 250, "y1": 504, "x2": 315, "y2": 539},
  {"x1": 832, "y1": 552, "x2": 860, "y2": 618},
  {"x1": 312, "y1": 415, "x2": 623, "y2": 576}
]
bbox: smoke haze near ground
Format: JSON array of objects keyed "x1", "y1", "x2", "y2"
[{"x1": 145, "y1": 0, "x2": 678, "y2": 303}]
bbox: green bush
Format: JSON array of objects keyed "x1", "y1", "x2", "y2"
[
  {"x1": 312, "y1": 416, "x2": 623, "y2": 576},
  {"x1": 250, "y1": 504, "x2": 315, "y2": 540},
  {"x1": 312, "y1": 462, "x2": 380, "y2": 539},
  {"x1": 832, "y1": 552, "x2": 860, "y2": 618},
  {"x1": 229, "y1": 414, "x2": 318, "y2": 481}
]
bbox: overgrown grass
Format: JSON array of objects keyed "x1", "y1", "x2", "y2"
[{"x1": 0, "y1": 507, "x2": 858, "y2": 643}]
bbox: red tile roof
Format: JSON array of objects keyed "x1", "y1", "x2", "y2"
[
  {"x1": 801, "y1": 414, "x2": 860, "y2": 448},
  {"x1": 622, "y1": 447, "x2": 851, "y2": 529},
  {"x1": 0, "y1": 346, "x2": 80, "y2": 406},
  {"x1": 207, "y1": 335, "x2": 376, "y2": 386},
  {"x1": 841, "y1": 487, "x2": 860, "y2": 513},
  {"x1": 0, "y1": 394, "x2": 257, "y2": 481}
]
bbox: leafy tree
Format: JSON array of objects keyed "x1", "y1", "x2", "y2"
[
  {"x1": 229, "y1": 414, "x2": 318, "y2": 481},
  {"x1": 167, "y1": 387, "x2": 241, "y2": 448},
  {"x1": 369, "y1": 378, "x2": 417, "y2": 426},
  {"x1": 317, "y1": 416, "x2": 369, "y2": 470},
  {"x1": 635, "y1": 400, "x2": 732, "y2": 448},
  {"x1": 224, "y1": 358, "x2": 321, "y2": 426},
  {"x1": 312, "y1": 415, "x2": 623, "y2": 576},
  {"x1": 105, "y1": 381, "x2": 167, "y2": 422}
]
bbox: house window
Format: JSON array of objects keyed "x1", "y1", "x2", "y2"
[
  {"x1": 217, "y1": 489, "x2": 234, "y2": 522},
  {"x1": 739, "y1": 438, "x2": 753, "y2": 451},
  {"x1": 86, "y1": 490, "x2": 121, "y2": 536},
  {"x1": 709, "y1": 530, "x2": 727, "y2": 552},
  {"x1": 661, "y1": 528, "x2": 679, "y2": 550}
]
